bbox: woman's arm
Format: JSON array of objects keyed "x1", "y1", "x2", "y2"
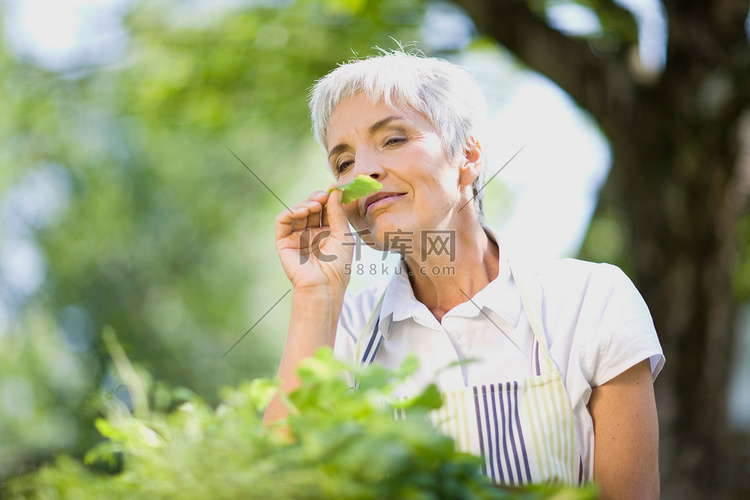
[
  {"x1": 588, "y1": 358, "x2": 660, "y2": 499},
  {"x1": 263, "y1": 188, "x2": 354, "y2": 424},
  {"x1": 262, "y1": 286, "x2": 344, "y2": 423}
]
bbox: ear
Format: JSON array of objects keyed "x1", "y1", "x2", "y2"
[{"x1": 458, "y1": 137, "x2": 483, "y2": 187}]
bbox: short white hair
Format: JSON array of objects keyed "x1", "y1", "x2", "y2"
[{"x1": 309, "y1": 50, "x2": 488, "y2": 219}]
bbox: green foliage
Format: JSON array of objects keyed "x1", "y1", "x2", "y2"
[
  {"x1": 4, "y1": 347, "x2": 597, "y2": 500},
  {"x1": 0, "y1": 308, "x2": 99, "y2": 475},
  {"x1": 577, "y1": 206, "x2": 633, "y2": 275},
  {"x1": 0, "y1": 0, "x2": 427, "y2": 474},
  {"x1": 330, "y1": 175, "x2": 384, "y2": 204}
]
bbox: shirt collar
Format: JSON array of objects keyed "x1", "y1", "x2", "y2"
[{"x1": 378, "y1": 223, "x2": 521, "y2": 338}]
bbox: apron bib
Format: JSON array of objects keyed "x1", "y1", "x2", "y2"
[{"x1": 353, "y1": 259, "x2": 584, "y2": 486}]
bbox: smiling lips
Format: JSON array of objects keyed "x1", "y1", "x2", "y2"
[{"x1": 364, "y1": 191, "x2": 405, "y2": 215}]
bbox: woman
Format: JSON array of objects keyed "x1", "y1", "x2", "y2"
[{"x1": 266, "y1": 51, "x2": 664, "y2": 499}]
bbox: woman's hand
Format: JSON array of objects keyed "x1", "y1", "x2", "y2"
[
  {"x1": 275, "y1": 187, "x2": 354, "y2": 293},
  {"x1": 265, "y1": 187, "x2": 354, "y2": 424}
]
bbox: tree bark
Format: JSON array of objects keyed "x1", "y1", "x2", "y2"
[{"x1": 452, "y1": 0, "x2": 750, "y2": 497}]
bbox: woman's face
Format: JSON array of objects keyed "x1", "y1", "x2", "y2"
[{"x1": 326, "y1": 93, "x2": 474, "y2": 251}]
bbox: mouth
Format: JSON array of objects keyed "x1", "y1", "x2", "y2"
[{"x1": 364, "y1": 191, "x2": 406, "y2": 215}]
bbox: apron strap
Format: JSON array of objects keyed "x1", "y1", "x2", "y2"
[
  {"x1": 507, "y1": 257, "x2": 557, "y2": 375},
  {"x1": 354, "y1": 290, "x2": 387, "y2": 367}
]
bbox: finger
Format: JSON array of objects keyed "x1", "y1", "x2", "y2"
[
  {"x1": 276, "y1": 191, "x2": 327, "y2": 240},
  {"x1": 320, "y1": 190, "x2": 331, "y2": 227},
  {"x1": 276, "y1": 203, "x2": 308, "y2": 226},
  {"x1": 303, "y1": 191, "x2": 327, "y2": 228},
  {"x1": 277, "y1": 203, "x2": 312, "y2": 235},
  {"x1": 275, "y1": 214, "x2": 294, "y2": 240},
  {"x1": 276, "y1": 205, "x2": 307, "y2": 240},
  {"x1": 291, "y1": 201, "x2": 323, "y2": 231},
  {"x1": 324, "y1": 188, "x2": 351, "y2": 235},
  {"x1": 308, "y1": 201, "x2": 323, "y2": 227},
  {"x1": 291, "y1": 212, "x2": 311, "y2": 233},
  {"x1": 307, "y1": 190, "x2": 328, "y2": 223},
  {"x1": 307, "y1": 190, "x2": 328, "y2": 203}
]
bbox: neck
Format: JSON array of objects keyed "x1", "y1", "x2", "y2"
[{"x1": 402, "y1": 222, "x2": 499, "y2": 323}]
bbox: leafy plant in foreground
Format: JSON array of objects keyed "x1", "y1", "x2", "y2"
[{"x1": 4, "y1": 333, "x2": 597, "y2": 499}]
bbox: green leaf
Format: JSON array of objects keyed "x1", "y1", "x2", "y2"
[
  {"x1": 84, "y1": 441, "x2": 121, "y2": 468},
  {"x1": 94, "y1": 418, "x2": 127, "y2": 442},
  {"x1": 328, "y1": 175, "x2": 383, "y2": 204},
  {"x1": 393, "y1": 383, "x2": 443, "y2": 411}
]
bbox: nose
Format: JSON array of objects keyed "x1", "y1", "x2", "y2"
[{"x1": 352, "y1": 149, "x2": 385, "y2": 181}]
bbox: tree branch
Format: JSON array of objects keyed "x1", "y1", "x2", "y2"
[{"x1": 451, "y1": 0, "x2": 637, "y2": 133}]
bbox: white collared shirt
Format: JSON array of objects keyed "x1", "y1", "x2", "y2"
[{"x1": 333, "y1": 225, "x2": 665, "y2": 473}]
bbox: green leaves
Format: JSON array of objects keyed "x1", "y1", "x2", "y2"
[
  {"x1": 4, "y1": 347, "x2": 598, "y2": 499},
  {"x1": 329, "y1": 175, "x2": 383, "y2": 204}
]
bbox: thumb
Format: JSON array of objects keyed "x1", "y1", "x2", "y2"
[{"x1": 325, "y1": 188, "x2": 351, "y2": 235}]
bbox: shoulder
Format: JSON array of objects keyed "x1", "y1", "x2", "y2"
[
  {"x1": 534, "y1": 258, "x2": 664, "y2": 385},
  {"x1": 533, "y1": 258, "x2": 646, "y2": 318},
  {"x1": 535, "y1": 258, "x2": 629, "y2": 289}
]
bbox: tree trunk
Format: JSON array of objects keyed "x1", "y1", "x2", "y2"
[
  {"x1": 603, "y1": 96, "x2": 747, "y2": 498},
  {"x1": 451, "y1": 0, "x2": 750, "y2": 496}
]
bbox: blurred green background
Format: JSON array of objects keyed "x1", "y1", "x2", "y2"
[
  {"x1": 0, "y1": 0, "x2": 433, "y2": 474},
  {"x1": 1, "y1": 0, "x2": 749, "y2": 497}
]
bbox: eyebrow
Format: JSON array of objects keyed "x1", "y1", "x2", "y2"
[{"x1": 327, "y1": 115, "x2": 405, "y2": 160}]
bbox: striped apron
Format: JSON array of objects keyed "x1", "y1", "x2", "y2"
[{"x1": 353, "y1": 259, "x2": 584, "y2": 486}]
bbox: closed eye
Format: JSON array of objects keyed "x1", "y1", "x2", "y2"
[
  {"x1": 336, "y1": 160, "x2": 353, "y2": 174},
  {"x1": 384, "y1": 136, "x2": 406, "y2": 147}
]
